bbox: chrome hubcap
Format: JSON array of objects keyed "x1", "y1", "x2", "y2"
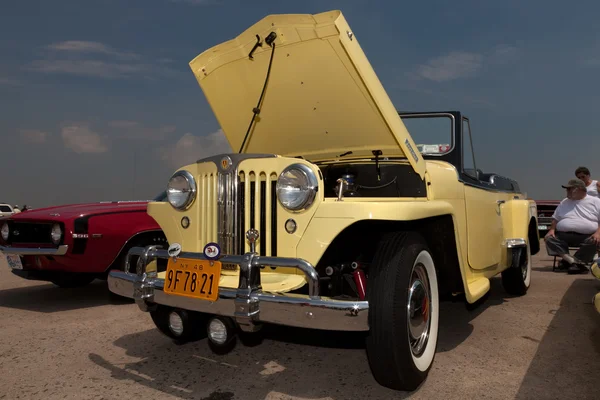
[{"x1": 407, "y1": 262, "x2": 431, "y2": 357}]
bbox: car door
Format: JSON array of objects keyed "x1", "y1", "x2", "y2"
[{"x1": 461, "y1": 118, "x2": 504, "y2": 270}]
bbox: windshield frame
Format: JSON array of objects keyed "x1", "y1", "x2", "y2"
[{"x1": 399, "y1": 112, "x2": 456, "y2": 157}]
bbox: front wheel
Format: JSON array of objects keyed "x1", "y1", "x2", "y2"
[{"x1": 366, "y1": 231, "x2": 440, "y2": 391}]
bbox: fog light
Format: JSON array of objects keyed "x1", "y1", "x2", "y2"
[
  {"x1": 168, "y1": 311, "x2": 184, "y2": 336},
  {"x1": 208, "y1": 318, "x2": 228, "y2": 345},
  {"x1": 285, "y1": 218, "x2": 297, "y2": 234}
]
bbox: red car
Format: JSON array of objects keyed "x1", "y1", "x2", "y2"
[
  {"x1": 0, "y1": 192, "x2": 167, "y2": 289},
  {"x1": 535, "y1": 199, "x2": 561, "y2": 237}
]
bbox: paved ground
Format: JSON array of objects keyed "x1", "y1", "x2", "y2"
[{"x1": 0, "y1": 240, "x2": 598, "y2": 400}]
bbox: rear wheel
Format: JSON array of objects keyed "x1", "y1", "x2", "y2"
[{"x1": 366, "y1": 231, "x2": 440, "y2": 391}]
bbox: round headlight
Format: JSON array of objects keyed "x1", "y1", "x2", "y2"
[
  {"x1": 167, "y1": 170, "x2": 196, "y2": 210},
  {"x1": 1, "y1": 223, "x2": 9, "y2": 241},
  {"x1": 51, "y1": 223, "x2": 62, "y2": 245},
  {"x1": 276, "y1": 164, "x2": 319, "y2": 211}
]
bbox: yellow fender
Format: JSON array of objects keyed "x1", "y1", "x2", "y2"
[{"x1": 500, "y1": 199, "x2": 536, "y2": 245}]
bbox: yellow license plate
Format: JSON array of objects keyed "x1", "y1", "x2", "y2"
[{"x1": 164, "y1": 258, "x2": 222, "y2": 301}]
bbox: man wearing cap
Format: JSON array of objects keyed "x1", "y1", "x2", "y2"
[{"x1": 545, "y1": 178, "x2": 600, "y2": 274}]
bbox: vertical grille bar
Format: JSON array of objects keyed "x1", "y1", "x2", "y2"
[
  {"x1": 254, "y1": 174, "x2": 261, "y2": 254},
  {"x1": 243, "y1": 174, "x2": 251, "y2": 253},
  {"x1": 271, "y1": 180, "x2": 278, "y2": 257},
  {"x1": 265, "y1": 175, "x2": 272, "y2": 255},
  {"x1": 210, "y1": 173, "x2": 217, "y2": 243},
  {"x1": 200, "y1": 174, "x2": 207, "y2": 245}
]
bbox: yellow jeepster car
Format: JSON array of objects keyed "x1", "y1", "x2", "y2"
[{"x1": 108, "y1": 10, "x2": 540, "y2": 391}]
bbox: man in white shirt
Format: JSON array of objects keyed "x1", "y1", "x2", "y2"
[{"x1": 545, "y1": 178, "x2": 600, "y2": 274}]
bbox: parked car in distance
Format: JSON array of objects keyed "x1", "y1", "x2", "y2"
[
  {"x1": 0, "y1": 203, "x2": 15, "y2": 218},
  {"x1": 108, "y1": 10, "x2": 539, "y2": 392},
  {"x1": 534, "y1": 200, "x2": 560, "y2": 236},
  {"x1": 0, "y1": 192, "x2": 168, "y2": 290}
]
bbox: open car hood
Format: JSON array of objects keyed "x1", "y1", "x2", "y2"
[{"x1": 189, "y1": 10, "x2": 425, "y2": 178}]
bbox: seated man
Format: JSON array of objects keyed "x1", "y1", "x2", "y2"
[{"x1": 545, "y1": 178, "x2": 600, "y2": 274}]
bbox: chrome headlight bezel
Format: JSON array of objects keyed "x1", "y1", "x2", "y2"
[
  {"x1": 167, "y1": 170, "x2": 197, "y2": 211},
  {"x1": 276, "y1": 163, "x2": 319, "y2": 212},
  {"x1": 1, "y1": 223, "x2": 9, "y2": 241},
  {"x1": 50, "y1": 223, "x2": 62, "y2": 245}
]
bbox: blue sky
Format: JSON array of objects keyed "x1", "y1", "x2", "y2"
[{"x1": 1, "y1": 0, "x2": 599, "y2": 207}]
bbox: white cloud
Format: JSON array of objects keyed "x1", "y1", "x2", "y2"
[
  {"x1": 489, "y1": 45, "x2": 519, "y2": 64},
  {"x1": 161, "y1": 129, "x2": 232, "y2": 169},
  {"x1": 169, "y1": 0, "x2": 217, "y2": 4},
  {"x1": 46, "y1": 41, "x2": 139, "y2": 60},
  {"x1": 28, "y1": 41, "x2": 178, "y2": 80},
  {"x1": 61, "y1": 124, "x2": 108, "y2": 154},
  {"x1": 0, "y1": 77, "x2": 20, "y2": 86},
  {"x1": 413, "y1": 45, "x2": 519, "y2": 83},
  {"x1": 28, "y1": 59, "x2": 146, "y2": 79},
  {"x1": 416, "y1": 51, "x2": 484, "y2": 82},
  {"x1": 20, "y1": 130, "x2": 48, "y2": 144},
  {"x1": 109, "y1": 120, "x2": 140, "y2": 129}
]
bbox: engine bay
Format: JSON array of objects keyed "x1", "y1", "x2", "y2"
[{"x1": 317, "y1": 159, "x2": 427, "y2": 199}]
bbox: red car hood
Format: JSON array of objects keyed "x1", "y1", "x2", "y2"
[{"x1": 7, "y1": 201, "x2": 150, "y2": 222}]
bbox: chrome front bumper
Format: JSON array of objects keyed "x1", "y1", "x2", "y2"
[
  {"x1": 0, "y1": 245, "x2": 68, "y2": 256},
  {"x1": 108, "y1": 246, "x2": 369, "y2": 332}
]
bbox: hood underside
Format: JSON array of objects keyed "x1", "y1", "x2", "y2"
[{"x1": 189, "y1": 10, "x2": 425, "y2": 178}]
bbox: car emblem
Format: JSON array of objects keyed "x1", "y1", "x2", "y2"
[
  {"x1": 50, "y1": 213, "x2": 60, "y2": 217},
  {"x1": 203, "y1": 242, "x2": 221, "y2": 260},
  {"x1": 220, "y1": 156, "x2": 232, "y2": 171},
  {"x1": 167, "y1": 243, "x2": 182, "y2": 258},
  {"x1": 13, "y1": 230, "x2": 19, "y2": 236}
]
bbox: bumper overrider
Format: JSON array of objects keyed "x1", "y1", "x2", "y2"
[{"x1": 107, "y1": 246, "x2": 369, "y2": 332}]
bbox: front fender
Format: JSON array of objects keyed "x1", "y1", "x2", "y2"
[{"x1": 297, "y1": 199, "x2": 455, "y2": 266}]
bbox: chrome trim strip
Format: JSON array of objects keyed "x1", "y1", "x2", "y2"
[
  {"x1": 0, "y1": 245, "x2": 68, "y2": 256},
  {"x1": 108, "y1": 246, "x2": 368, "y2": 331}
]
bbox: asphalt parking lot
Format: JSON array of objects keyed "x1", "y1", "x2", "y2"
[{"x1": 0, "y1": 240, "x2": 598, "y2": 400}]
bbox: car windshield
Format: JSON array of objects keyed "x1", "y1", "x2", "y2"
[
  {"x1": 153, "y1": 190, "x2": 167, "y2": 202},
  {"x1": 400, "y1": 114, "x2": 454, "y2": 155}
]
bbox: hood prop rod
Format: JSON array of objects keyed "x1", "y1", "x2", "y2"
[
  {"x1": 373, "y1": 150, "x2": 382, "y2": 181},
  {"x1": 239, "y1": 31, "x2": 278, "y2": 154}
]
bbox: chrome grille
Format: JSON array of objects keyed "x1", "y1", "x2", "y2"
[
  {"x1": 209, "y1": 157, "x2": 279, "y2": 259},
  {"x1": 237, "y1": 170, "x2": 278, "y2": 256},
  {"x1": 217, "y1": 172, "x2": 236, "y2": 255}
]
